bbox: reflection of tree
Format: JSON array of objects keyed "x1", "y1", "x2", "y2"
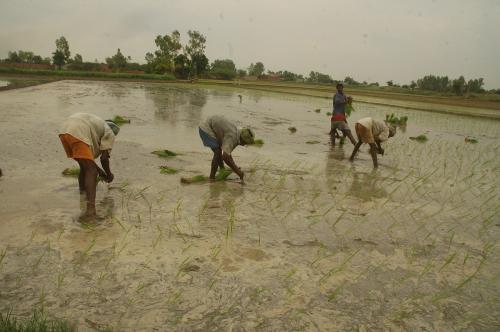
[{"x1": 145, "y1": 85, "x2": 207, "y2": 127}]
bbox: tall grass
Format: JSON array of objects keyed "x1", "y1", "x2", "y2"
[{"x1": 0, "y1": 66, "x2": 176, "y2": 81}]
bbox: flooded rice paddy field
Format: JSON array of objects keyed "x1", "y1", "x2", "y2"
[{"x1": 0, "y1": 80, "x2": 499, "y2": 331}]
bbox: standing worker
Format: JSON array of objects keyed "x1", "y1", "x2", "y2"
[
  {"x1": 198, "y1": 115, "x2": 254, "y2": 182},
  {"x1": 59, "y1": 113, "x2": 120, "y2": 217},
  {"x1": 349, "y1": 117, "x2": 396, "y2": 168},
  {"x1": 330, "y1": 83, "x2": 357, "y2": 146}
]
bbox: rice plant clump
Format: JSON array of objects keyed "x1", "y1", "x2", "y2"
[
  {"x1": 0, "y1": 308, "x2": 76, "y2": 332},
  {"x1": 409, "y1": 134, "x2": 428, "y2": 142},
  {"x1": 385, "y1": 113, "x2": 408, "y2": 126},
  {"x1": 152, "y1": 150, "x2": 178, "y2": 158},
  {"x1": 159, "y1": 166, "x2": 178, "y2": 174}
]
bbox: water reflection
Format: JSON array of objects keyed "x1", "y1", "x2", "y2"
[
  {"x1": 347, "y1": 170, "x2": 387, "y2": 201},
  {"x1": 145, "y1": 86, "x2": 207, "y2": 127}
]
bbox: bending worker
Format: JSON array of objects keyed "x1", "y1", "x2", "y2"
[
  {"x1": 59, "y1": 113, "x2": 120, "y2": 217},
  {"x1": 198, "y1": 115, "x2": 254, "y2": 182},
  {"x1": 349, "y1": 117, "x2": 396, "y2": 168}
]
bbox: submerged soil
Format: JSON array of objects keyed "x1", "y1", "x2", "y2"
[{"x1": 0, "y1": 80, "x2": 499, "y2": 331}]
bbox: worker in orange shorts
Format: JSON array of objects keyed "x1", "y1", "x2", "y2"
[{"x1": 59, "y1": 113, "x2": 120, "y2": 217}]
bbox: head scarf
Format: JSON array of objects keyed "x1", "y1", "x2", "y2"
[{"x1": 106, "y1": 120, "x2": 120, "y2": 136}]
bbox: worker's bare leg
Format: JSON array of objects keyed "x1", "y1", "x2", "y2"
[
  {"x1": 369, "y1": 143, "x2": 379, "y2": 168},
  {"x1": 210, "y1": 148, "x2": 223, "y2": 179},
  {"x1": 349, "y1": 141, "x2": 363, "y2": 161}
]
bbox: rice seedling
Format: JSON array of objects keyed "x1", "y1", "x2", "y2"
[
  {"x1": 306, "y1": 140, "x2": 320, "y2": 144},
  {"x1": 319, "y1": 248, "x2": 360, "y2": 284},
  {"x1": 111, "y1": 115, "x2": 131, "y2": 126},
  {"x1": 464, "y1": 137, "x2": 478, "y2": 144},
  {"x1": 151, "y1": 149, "x2": 178, "y2": 158},
  {"x1": 56, "y1": 271, "x2": 66, "y2": 290},
  {"x1": 288, "y1": 127, "x2": 297, "y2": 133},
  {"x1": 409, "y1": 134, "x2": 428, "y2": 142},
  {"x1": 225, "y1": 202, "x2": 236, "y2": 240},
  {"x1": 159, "y1": 166, "x2": 178, "y2": 174},
  {"x1": 439, "y1": 252, "x2": 457, "y2": 272},
  {"x1": 0, "y1": 308, "x2": 76, "y2": 332}
]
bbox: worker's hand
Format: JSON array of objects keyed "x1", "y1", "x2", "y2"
[{"x1": 105, "y1": 172, "x2": 114, "y2": 183}]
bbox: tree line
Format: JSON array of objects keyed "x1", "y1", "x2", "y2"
[{"x1": 1, "y1": 32, "x2": 497, "y2": 94}]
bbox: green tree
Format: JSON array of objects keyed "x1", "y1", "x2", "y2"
[
  {"x1": 210, "y1": 59, "x2": 237, "y2": 80},
  {"x1": 55, "y1": 36, "x2": 71, "y2": 62},
  {"x1": 451, "y1": 76, "x2": 466, "y2": 95},
  {"x1": 466, "y1": 78, "x2": 484, "y2": 93},
  {"x1": 173, "y1": 53, "x2": 190, "y2": 79},
  {"x1": 7, "y1": 51, "x2": 21, "y2": 62},
  {"x1": 248, "y1": 62, "x2": 265, "y2": 77},
  {"x1": 386, "y1": 80, "x2": 394, "y2": 86},
  {"x1": 185, "y1": 30, "x2": 207, "y2": 77},
  {"x1": 73, "y1": 54, "x2": 83, "y2": 64},
  {"x1": 106, "y1": 48, "x2": 129, "y2": 71},
  {"x1": 307, "y1": 71, "x2": 333, "y2": 84},
  {"x1": 52, "y1": 50, "x2": 65, "y2": 69},
  {"x1": 154, "y1": 30, "x2": 182, "y2": 73},
  {"x1": 237, "y1": 69, "x2": 247, "y2": 78}
]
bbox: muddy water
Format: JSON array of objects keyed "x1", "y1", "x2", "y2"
[{"x1": 0, "y1": 80, "x2": 499, "y2": 331}]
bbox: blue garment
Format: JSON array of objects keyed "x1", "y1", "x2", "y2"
[
  {"x1": 333, "y1": 92, "x2": 347, "y2": 113},
  {"x1": 199, "y1": 127, "x2": 219, "y2": 149}
]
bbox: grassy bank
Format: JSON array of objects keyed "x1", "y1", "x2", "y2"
[{"x1": 0, "y1": 66, "x2": 175, "y2": 81}]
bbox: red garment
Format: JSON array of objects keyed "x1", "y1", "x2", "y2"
[{"x1": 331, "y1": 112, "x2": 346, "y2": 122}]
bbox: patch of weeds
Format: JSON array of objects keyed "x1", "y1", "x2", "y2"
[
  {"x1": 288, "y1": 127, "x2": 297, "y2": 133},
  {"x1": 306, "y1": 140, "x2": 320, "y2": 144},
  {"x1": 110, "y1": 115, "x2": 131, "y2": 126},
  {"x1": 151, "y1": 149, "x2": 178, "y2": 158},
  {"x1": 159, "y1": 166, "x2": 178, "y2": 174},
  {"x1": 0, "y1": 308, "x2": 76, "y2": 331},
  {"x1": 409, "y1": 134, "x2": 428, "y2": 142},
  {"x1": 464, "y1": 137, "x2": 478, "y2": 144},
  {"x1": 385, "y1": 113, "x2": 408, "y2": 126}
]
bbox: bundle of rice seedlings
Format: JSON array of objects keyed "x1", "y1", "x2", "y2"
[
  {"x1": 306, "y1": 140, "x2": 321, "y2": 144},
  {"x1": 151, "y1": 150, "x2": 178, "y2": 158},
  {"x1": 314, "y1": 109, "x2": 321, "y2": 113},
  {"x1": 214, "y1": 168, "x2": 232, "y2": 181},
  {"x1": 409, "y1": 134, "x2": 428, "y2": 142},
  {"x1": 62, "y1": 167, "x2": 104, "y2": 181},
  {"x1": 345, "y1": 96, "x2": 355, "y2": 116},
  {"x1": 111, "y1": 115, "x2": 131, "y2": 126},
  {"x1": 252, "y1": 139, "x2": 264, "y2": 146},
  {"x1": 464, "y1": 137, "x2": 478, "y2": 144},
  {"x1": 181, "y1": 175, "x2": 208, "y2": 184},
  {"x1": 288, "y1": 127, "x2": 297, "y2": 133},
  {"x1": 326, "y1": 112, "x2": 332, "y2": 116},
  {"x1": 159, "y1": 166, "x2": 178, "y2": 174},
  {"x1": 385, "y1": 113, "x2": 408, "y2": 126}
]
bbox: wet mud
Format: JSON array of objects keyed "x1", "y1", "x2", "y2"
[{"x1": 0, "y1": 80, "x2": 499, "y2": 330}]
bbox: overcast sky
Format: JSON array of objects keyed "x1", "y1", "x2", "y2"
[{"x1": 1, "y1": 0, "x2": 499, "y2": 88}]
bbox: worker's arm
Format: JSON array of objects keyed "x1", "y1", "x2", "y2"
[
  {"x1": 222, "y1": 152, "x2": 244, "y2": 181},
  {"x1": 100, "y1": 150, "x2": 114, "y2": 182}
]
